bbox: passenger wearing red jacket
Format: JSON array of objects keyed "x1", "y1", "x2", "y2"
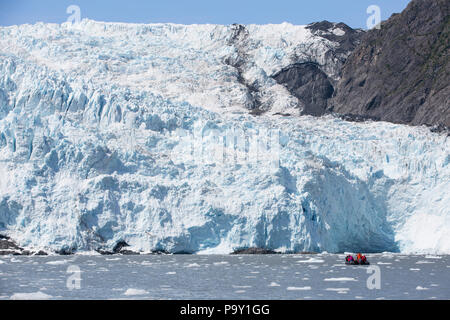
[{"x1": 356, "y1": 253, "x2": 368, "y2": 264}]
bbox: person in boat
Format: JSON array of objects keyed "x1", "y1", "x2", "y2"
[
  {"x1": 346, "y1": 255, "x2": 355, "y2": 263},
  {"x1": 356, "y1": 253, "x2": 368, "y2": 264}
]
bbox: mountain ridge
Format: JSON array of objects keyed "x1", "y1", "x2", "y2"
[{"x1": 329, "y1": 0, "x2": 449, "y2": 128}]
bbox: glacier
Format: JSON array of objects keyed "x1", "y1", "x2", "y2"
[{"x1": 0, "y1": 20, "x2": 449, "y2": 254}]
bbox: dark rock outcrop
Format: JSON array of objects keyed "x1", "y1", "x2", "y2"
[
  {"x1": 231, "y1": 247, "x2": 278, "y2": 254},
  {"x1": 273, "y1": 62, "x2": 334, "y2": 115},
  {"x1": 225, "y1": 24, "x2": 264, "y2": 114},
  {"x1": 0, "y1": 236, "x2": 23, "y2": 255},
  {"x1": 330, "y1": 0, "x2": 450, "y2": 128},
  {"x1": 272, "y1": 21, "x2": 364, "y2": 116},
  {"x1": 272, "y1": 2, "x2": 448, "y2": 129},
  {"x1": 0, "y1": 235, "x2": 49, "y2": 255},
  {"x1": 97, "y1": 240, "x2": 140, "y2": 255},
  {"x1": 151, "y1": 249, "x2": 171, "y2": 255},
  {"x1": 306, "y1": 21, "x2": 365, "y2": 69},
  {"x1": 119, "y1": 249, "x2": 140, "y2": 255},
  {"x1": 112, "y1": 240, "x2": 130, "y2": 253},
  {"x1": 56, "y1": 248, "x2": 76, "y2": 255},
  {"x1": 34, "y1": 250, "x2": 48, "y2": 256}
]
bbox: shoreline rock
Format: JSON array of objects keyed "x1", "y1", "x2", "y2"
[
  {"x1": 0, "y1": 235, "x2": 388, "y2": 256},
  {"x1": 330, "y1": 0, "x2": 450, "y2": 128},
  {"x1": 231, "y1": 248, "x2": 279, "y2": 255},
  {"x1": 0, "y1": 236, "x2": 24, "y2": 255},
  {"x1": 0, "y1": 236, "x2": 50, "y2": 256}
]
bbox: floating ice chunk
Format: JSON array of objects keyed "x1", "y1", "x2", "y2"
[
  {"x1": 425, "y1": 255, "x2": 442, "y2": 259},
  {"x1": 324, "y1": 277, "x2": 356, "y2": 282},
  {"x1": 287, "y1": 286, "x2": 312, "y2": 291},
  {"x1": 124, "y1": 288, "x2": 149, "y2": 296},
  {"x1": 296, "y1": 258, "x2": 325, "y2": 263},
  {"x1": 416, "y1": 286, "x2": 429, "y2": 291},
  {"x1": 166, "y1": 271, "x2": 176, "y2": 275},
  {"x1": 381, "y1": 252, "x2": 395, "y2": 255},
  {"x1": 45, "y1": 260, "x2": 69, "y2": 265},
  {"x1": 185, "y1": 263, "x2": 200, "y2": 268},
  {"x1": 10, "y1": 291, "x2": 53, "y2": 300},
  {"x1": 325, "y1": 288, "x2": 350, "y2": 292},
  {"x1": 76, "y1": 251, "x2": 101, "y2": 256},
  {"x1": 268, "y1": 282, "x2": 280, "y2": 287}
]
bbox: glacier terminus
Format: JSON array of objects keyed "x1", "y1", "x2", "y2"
[{"x1": 0, "y1": 20, "x2": 448, "y2": 255}]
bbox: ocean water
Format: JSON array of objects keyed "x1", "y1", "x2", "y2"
[{"x1": 0, "y1": 254, "x2": 448, "y2": 300}]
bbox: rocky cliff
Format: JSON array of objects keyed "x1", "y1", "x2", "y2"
[{"x1": 329, "y1": 0, "x2": 449, "y2": 128}]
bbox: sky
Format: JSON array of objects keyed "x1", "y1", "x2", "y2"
[{"x1": 0, "y1": 0, "x2": 411, "y2": 29}]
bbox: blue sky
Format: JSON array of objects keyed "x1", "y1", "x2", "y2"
[{"x1": 0, "y1": 0, "x2": 411, "y2": 29}]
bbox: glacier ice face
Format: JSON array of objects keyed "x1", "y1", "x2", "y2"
[{"x1": 0, "y1": 20, "x2": 449, "y2": 254}]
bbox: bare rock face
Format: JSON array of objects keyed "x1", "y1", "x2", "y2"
[
  {"x1": 272, "y1": 21, "x2": 364, "y2": 116},
  {"x1": 0, "y1": 235, "x2": 48, "y2": 255},
  {"x1": 273, "y1": 62, "x2": 334, "y2": 116},
  {"x1": 330, "y1": 0, "x2": 450, "y2": 128},
  {"x1": 0, "y1": 235, "x2": 23, "y2": 255},
  {"x1": 305, "y1": 21, "x2": 365, "y2": 70},
  {"x1": 231, "y1": 247, "x2": 277, "y2": 254}
]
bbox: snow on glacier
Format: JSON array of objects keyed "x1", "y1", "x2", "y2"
[{"x1": 0, "y1": 20, "x2": 449, "y2": 254}]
